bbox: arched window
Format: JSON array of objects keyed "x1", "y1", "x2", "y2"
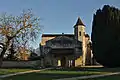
[{"x1": 79, "y1": 31, "x2": 81, "y2": 36}]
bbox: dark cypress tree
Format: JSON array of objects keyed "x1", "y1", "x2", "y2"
[{"x1": 91, "y1": 5, "x2": 120, "y2": 67}]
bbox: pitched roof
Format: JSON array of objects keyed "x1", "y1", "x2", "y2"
[
  {"x1": 42, "y1": 33, "x2": 74, "y2": 37},
  {"x1": 74, "y1": 17, "x2": 85, "y2": 27},
  {"x1": 47, "y1": 35, "x2": 75, "y2": 44}
]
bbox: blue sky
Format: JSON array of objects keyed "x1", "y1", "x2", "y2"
[{"x1": 0, "y1": 0, "x2": 120, "y2": 48}]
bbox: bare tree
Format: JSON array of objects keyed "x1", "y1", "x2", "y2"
[{"x1": 0, "y1": 9, "x2": 40, "y2": 67}]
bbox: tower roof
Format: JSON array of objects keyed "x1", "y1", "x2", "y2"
[{"x1": 74, "y1": 17, "x2": 85, "y2": 27}]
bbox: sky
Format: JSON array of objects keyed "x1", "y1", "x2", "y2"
[{"x1": 0, "y1": 0, "x2": 120, "y2": 49}]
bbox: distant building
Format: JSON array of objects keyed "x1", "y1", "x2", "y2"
[{"x1": 40, "y1": 17, "x2": 93, "y2": 67}]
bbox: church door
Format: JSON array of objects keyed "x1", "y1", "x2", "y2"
[{"x1": 61, "y1": 57, "x2": 66, "y2": 67}]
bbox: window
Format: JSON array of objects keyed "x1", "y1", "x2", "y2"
[{"x1": 79, "y1": 31, "x2": 81, "y2": 36}]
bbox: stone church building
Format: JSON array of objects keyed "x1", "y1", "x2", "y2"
[{"x1": 40, "y1": 17, "x2": 93, "y2": 67}]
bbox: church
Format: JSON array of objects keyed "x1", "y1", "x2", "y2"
[{"x1": 40, "y1": 17, "x2": 93, "y2": 67}]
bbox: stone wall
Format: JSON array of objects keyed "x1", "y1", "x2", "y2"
[{"x1": 1, "y1": 60, "x2": 40, "y2": 68}]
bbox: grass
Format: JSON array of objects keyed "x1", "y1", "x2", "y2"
[
  {"x1": 0, "y1": 67, "x2": 113, "y2": 80},
  {"x1": 0, "y1": 71, "x2": 107, "y2": 80},
  {"x1": 48, "y1": 67, "x2": 120, "y2": 73},
  {"x1": 1, "y1": 67, "x2": 120, "y2": 80},
  {"x1": 0, "y1": 68, "x2": 33, "y2": 75},
  {"x1": 80, "y1": 74, "x2": 120, "y2": 80}
]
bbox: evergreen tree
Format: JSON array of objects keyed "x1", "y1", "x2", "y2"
[{"x1": 91, "y1": 5, "x2": 120, "y2": 67}]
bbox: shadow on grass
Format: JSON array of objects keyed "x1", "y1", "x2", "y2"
[
  {"x1": 50, "y1": 67, "x2": 120, "y2": 72},
  {"x1": 50, "y1": 67, "x2": 103, "y2": 71},
  {"x1": 1, "y1": 72, "x2": 103, "y2": 80},
  {"x1": 1, "y1": 67, "x2": 120, "y2": 80}
]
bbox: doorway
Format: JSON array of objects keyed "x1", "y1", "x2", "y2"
[{"x1": 61, "y1": 57, "x2": 66, "y2": 67}]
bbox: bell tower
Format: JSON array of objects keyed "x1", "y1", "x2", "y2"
[
  {"x1": 74, "y1": 17, "x2": 85, "y2": 42},
  {"x1": 74, "y1": 17, "x2": 86, "y2": 66}
]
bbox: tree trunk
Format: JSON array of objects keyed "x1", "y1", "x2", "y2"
[
  {"x1": 0, "y1": 47, "x2": 7, "y2": 68},
  {"x1": 0, "y1": 58, "x2": 3, "y2": 68},
  {"x1": 0, "y1": 40, "x2": 10, "y2": 68}
]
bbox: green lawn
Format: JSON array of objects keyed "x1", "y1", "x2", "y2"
[
  {"x1": 48, "y1": 67, "x2": 120, "y2": 73},
  {"x1": 0, "y1": 68, "x2": 33, "y2": 75},
  {"x1": 80, "y1": 74, "x2": 120, "y2": 80},
  {"x1": 0, "y1": 68, "x2": 110, "y2": 80},
  {"x1": 1, "y1": 67, "x2": 120, "y2": 80}
]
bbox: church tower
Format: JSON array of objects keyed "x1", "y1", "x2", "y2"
[
  {"x1": 74, "y1": 17, "x2": 85, "y2": 42},
  {"x1": 74, "y1": 17, "x2": 86, "y2": 66}
]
